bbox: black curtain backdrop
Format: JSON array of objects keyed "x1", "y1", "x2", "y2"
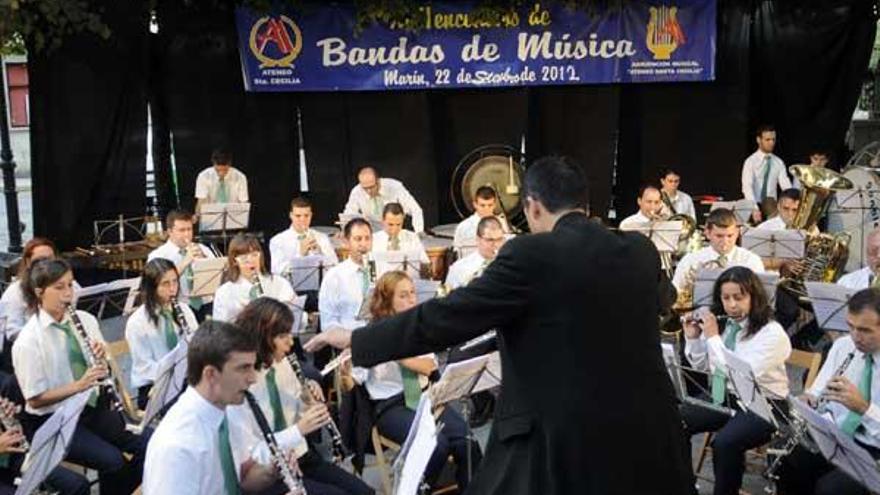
[{"x1": 27, "y1": 0, "x2": 878, "y2": 250}]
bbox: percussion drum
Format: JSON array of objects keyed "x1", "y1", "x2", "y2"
[{"x1": 826, "y1": 167, "x2": 880, "y2": 272}]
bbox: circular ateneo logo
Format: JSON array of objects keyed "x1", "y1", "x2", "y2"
[{"x1": 249, "y1": 15, "x2": 303, "y2": 68}]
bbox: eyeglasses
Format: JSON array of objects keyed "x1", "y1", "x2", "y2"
[
  {"x1": 478, "y1": 236, "x2": 505, "y2": 243},
  {"x1": 234, "y1": 252, "x2": 261, "y2": 264}
]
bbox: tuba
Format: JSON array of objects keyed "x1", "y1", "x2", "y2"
[
  {"x1": 780, "y1": 165, "x2": 854, "y2": 296},
  {"x1": 660, "y1": 191, "x2": 697, "y2": 256}
]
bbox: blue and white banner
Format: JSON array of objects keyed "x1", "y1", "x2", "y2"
[{"x1": 235, "y1": 1, "x2": 716, "y2": 92}]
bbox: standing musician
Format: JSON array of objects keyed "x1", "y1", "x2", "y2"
[
  {"x1": 125, "y1": 258, "x2": 198, "y2": 409},
  {"x1": 13, "y1": 259, "x2": 148, "y2": 495},
  {"x1": 446, "y1": 216, "x2": 506, "y2": 290},
  {"x1": 213, "y1": 234, "x2": 297, "y2": 324},
  {"x1": 659, "y1": 167, "x2": 697, "y2": 220},
  {"x1": 343, "y1": 166, "x2": 424, "y2": 234},
  {"x1": 742, "y1": 124, "x2": 791, "y2": 223},
  {"x1": 837, "y1": 227, "x2": 880, "y2": 290},
  {"x1": 618, "y1": 185, "x2": 663, "y2": 229},
  {"x1": 453, "y1": 186, "x2": 511, "y2": 251},
  {"x1": 776, "y1": 287, "x2": 880, "y2": 494},
  {"x1": 681, "y1": 266, "x2": 792, "y2": 495},
  {"x1": 792, "y1": 148, "x2": 832, "y2": 189},
  {"x1": 194, "y1": 148, "x2": 249, "y2": 217},
  {"x1": 319, "y1": 219, "x2": 374, "y2": 333},
  {"x1": 228, "y1": 298, "x2": 374, "y2": 495},
  {"x1": 269, "y1": 196, "x2": 338, "y2": 276},
  {"x1": 672, "y1": 208, "x2": 765, "y2": 294},
  {"x1": 147, "y1": 209, "x2": 216, "y2": 319},
  {"x1": 372, "y1": 203, "x2": 429, "y2": 263}
]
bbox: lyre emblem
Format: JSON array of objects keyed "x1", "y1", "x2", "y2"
[{"x1": 647, "y1": 6, "x2": 686, "y2": 61}]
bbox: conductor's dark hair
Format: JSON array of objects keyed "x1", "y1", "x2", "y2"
[
  {"x1": 23, "y1": 258, "x2": 72, "y2": 312},
  {"x1": 187, "y1": 320, "x2": 258, "y2": 386},
  {"x1": 710, "y1": 266, "x2": 773, "y2": 338},
  {"x1": 211, "y1": 148, "x2": 233, "y2": 166},
  {"x1": 343, "y1": 218, "x2": 372, "y2": 238},
  {"x1": 848, "y1": 288, "x2": 880, "y2": 318},
  {"x1": 523, "y1": 156, "x2": 589, "y2": 213},
  {"x1": 779, "y1": 188, "x2": 802, "y2": 203},
  {"x1": 474, "y1": 186, "x2": 496, "y2": 201},
  {"x1": 706, "y1": 208, "x2": 738, "y2": 229},
  {"x1": 756, "y1": 124, "x2": 776, "y2": 137},
  {"x1": 234, "y1": 298, "x2": 294, "y2": 370},
  {"x1": 139, "y1": 258, "x2": 179, "y2": 327},
  {"x1": 165, "y1": 209, "x2": 193, "y2": 230},
  {"x1": 477, "y1": 216, "x2": 503, "y2": 238},
  {"x1": 382, "y1": 202, "x2": 405, "y2": 218}
]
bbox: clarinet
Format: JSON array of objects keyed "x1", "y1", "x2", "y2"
[
  {"x1": 365, "y1": 253, "x2": 377, "y2": 283},
  {"x1": 286, "y1": 353, "x2": 349, "y2": 463},
  {"x1": 252, "y1": 271, "x2": 266, "y2": 297},
  {"x1": 0, "y1": 401, "x2": 27, "y2": 452},
  {"x1": 169, "y1": 297, "x2": 193, "y2": 340},
  {"x1": 243, "y1": 391, "x2": 307, "y2": 494},
  {"x1": 66, "y1": 305, "x2": 124, "y2": 412},
  {"x1": 816, "y1": 351, "x2": 856, "y2": 413}
]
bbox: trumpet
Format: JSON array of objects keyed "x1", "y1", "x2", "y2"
[
  {"x1": 243, "y1": 391, "x2": 307, "y2": 494},
  {"x1": 816, "y1": 352, "x2": 856, "y2": 414},
  {"x1": 66, "y1": 305, "x2": 124, "y2": 413},
  {"x1": 285, "y1": 353, "x2": 349, "y2": 463},
  {"x1": 169, "y1": 297, "x2": 193, "y2": 340},
  {"x1": 298, "y1": 231, "x2": 318, "y2": 256}
]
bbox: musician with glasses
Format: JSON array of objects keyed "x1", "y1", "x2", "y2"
[
  {"x1": 680, "y1": 266, "x2": 792, "y2": 495},
  {"x1": 742, "y1": 125, "x2": 791, "y2": 223},
  {"x1": 194, "y1": 148, "x2": 249, "y2": 218},
  {"x1": 618, "y1": 185, "x2": 663, "y2": 230},
  {"x1": 776, "y1": 287, "x2": 880, "y2": 495},
  {"x1": 659, "y1": 167, "x2": 696, "y2": 220},
  {"x1": 269, "y1": 196, "x2": 338, "y2": 276},
  {"x1": 837, "y1": 228, "x2": 880, "y2": 290},
  {"x1": 446, "y1": 216, "x2": 506, "y2": 290},
  {"x1": 454, "y1": 186, "x2": 511, "y2": 251},
  {"x1": 343, "y1": 166, "x2": 424, "y2": 234}
]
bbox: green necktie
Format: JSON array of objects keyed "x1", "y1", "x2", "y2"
[
  {"x1": 841, "y1": 354, "x2": 874, "y2": 436},
  {"x1": 217, "y1": 177, "x2": 229, "y2": 203},
  {"x1": 248, "y1": 279, "x2": 261, "y2": 301},
  {"x1": 400, "y1": 365, "x2": 422, "y2": 410},
  {"x1": 711, "y1": 319, "x2": 742, "y2": 404},
  {"x1": 218, "y1": 416, "x2": 240, "y2": 495},
  {"x1": 370, "y1": 196, "x2": 382, "y2": 217},
  {"x1": 51, "y1": 321, "x2": 97, "y2": 407},
  {"x1": 265, "y1": 368, "x2": 287, "y2": 432},
  {"x1": 716, "y1": 254, "x2": 728, "y2": 268},
  {"x1": 179, "y1": 248, "x2": 204, "y2": 310},
  {"x1": 159, "y1": 309, "x2": 178, "y2": 351},
  {"x1": 759, "y1": 155, "x2": 772, "y2": 201},
  {"x1": 389, "y1": 235, "x2": 400, "y2": 251},
  {"x1": 360, "y1": 266, "x2": 370, "y2": 297}
]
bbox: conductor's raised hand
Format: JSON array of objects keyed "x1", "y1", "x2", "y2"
[{"x1": 303, "y1": 327, "x2": 352, "y2": 352}]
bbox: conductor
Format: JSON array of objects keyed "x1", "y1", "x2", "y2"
[{"x1": 306, "y1": 156, "x2": 692, "y2": 494}]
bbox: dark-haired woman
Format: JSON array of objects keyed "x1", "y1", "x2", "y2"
[
  {"x1": 13, "y1": 258, "x2": 149, "y2": 495},
  {"x1": 227, "y1": 297, "x2": 373, "y2": 495},
  {"x1": 680, "y1": 266, "x2": 792, "y2": 495},
  {"x1": 125, "y1": 258, "x2": 198, "y2": 409}
]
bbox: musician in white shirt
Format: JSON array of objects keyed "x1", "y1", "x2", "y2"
[
  {"x1": 777, "y1": 287, "x2": 880, "y2": 494},
  {"x1": 269, "y1": 196, "x2": 338, "y2": 276},
  {"x1": 125, "y1": 258, "x2": 198, "y2": 409},
  {"x1": 672, "y1": 208, "x2": 765, "y2": 294},
  {"x1": 742, "y1": 125, "x2": 791, "y2": 223},
  {"x1": 659, "y1": 168, "x2": 697, "y2": 220},
  {"x1": 681, "y1": 266, "x2": 791, "y2": 495},
  {"x1": 446, "y1": 216, "x2": 505, "y2": 290},
  {"x1": 838, "y1": 228, "x2": 880, "y2": 290},
  {"x1": 194, "y1": 148, "x2": 249, "y2": 216},
  {"x1": 213, "y1": 234, "x2": 297, "y2": 323},
  {"x1": 372, "y1": 202, "x2": 429, "y2": 265},
  {"x1": 144, "y1": 320, "x2": 282, "y2": 494},
  {"x1": 754, "y1": 189, "x2": 806, "y2": 275},
  {"x1": 319, "y1": 218, "x2": 374, "y2": 332},
  {"x1": 343, "y1": 166, "x2": 424, "y2": 234},
  {"x1": 453, "y1": 185, "x2": 510, "y2": 252},
  {"x1": 791, "y1": 148, "x2": 831, "y2": 189},
  {"x1": 619, "y1": 185, "x2": 663, "y2": 230}
]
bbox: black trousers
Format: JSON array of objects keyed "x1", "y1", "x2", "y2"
[
  {"x1": 775, "y1": 443, "x2": 880, "y2": 495},
  {"x1": 680, "y1": 402, "x2": 778, "y2": 495},
  {"x1": 0, "y1": 455, "x2": 89, "y2": 495}
]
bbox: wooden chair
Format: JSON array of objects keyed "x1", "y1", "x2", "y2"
[
  {"x1": 370, "y1": 426, "x2": 458, "y2": 495},
  {"x1": 105, "y1": 339, "x2": 144, "y2": 425}
]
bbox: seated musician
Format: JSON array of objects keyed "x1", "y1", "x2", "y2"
[
  {"x1": 659, "y1": 167, "x2": 697, "y2": 220},
  {"x1": 13, "y1": 259, "x2": 148, "y2": 494},
  {"x1": 125, "y1": 258, "x2": 198, "y2": 409},
  {"x1": 269, "y1": 196, "x2": 338, "y2": 276},
  {"x1": 213, "y1": 234, "x2": 296, "y2": 323},
  {"x1": 776, "y1": 287, "x2": 880, "y2": 495},
  {"x1": 838, "y1": 228, "x2": 880, "y2": 290},
  {"x1": 343, "y1": 166, "x2": 424, "y2": 234},
  {"x1": 753, "y1": 188, "x2": 806, "y2": 275},
  {"x1": 194, "y1": 148, "x2": 249, "y2": 217},
  {"x1": 352, "y1": 270, "x2": 482, "y2": 491},
  {"x1": 372, "y1": 202, "x2": 429, "y2": 265},
  {"x1": 453, "y1": 185, "x2": 511, "y2": 253},
  {"x1": 227, "y1": 298, "x2": 374, "y2": 495},
  {"x1": 147, "y1": 209, "x2": 216, "y2": 318},
  {"x1": 319, "y1": 219, "x2": 374, "y2": 333},
  {"x1": 681, "y1": 266, "x2": 792, "y2": 495},
  {"x1": 672, "y1": 208, "x2": 765, "y2": 295},
  {"x1": 446, "y1": 216, "x2": 505, "y2": 290},
  {"x1": 619, "y1": 185, "x2": 663, "y2": 230}
]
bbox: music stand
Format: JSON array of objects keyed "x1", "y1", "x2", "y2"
[
  {"x1": 742, "y1": 229, "x2": 806, "y2": 259},
  {"x1": 721, "y1": 348, "x2": 777, "y2": 427},
  {"x1": 660, "y1": 342, "x2": 737, "y2": 417},
  {"x1": 827, "y1": 188, "x2": 880, "y2": 272},
  {"x1": 289, "y1": 295, "x2": 307, "y2": 335},
  {"x1": 371, "y1": 250, "x2": 422, "y2": 279},
  {"x1": 625, "y1": 221, "x2": 682, "y2": 275},
  {"x1": 338, "y1": 213, "x2": 383, "y2": 233},
  {"x1": 199, "y1": 203, "x2": 251, "y2": 253},
  {"x1": 711, "y1": 200, "x2": 758, "y2": 225},
  {"x1": 391, "y1": 394, "x2": 439, "y2": 495},
  {"x1": 804, "y1": 282, "x2": 855, "y2": 332},
  {"x1": 15, "y1": 390, "x2": 91, "y2": 495},
  {"x1": 75, "y1": 278, "x2": 141, "y2": 320},
  {"x1": 693, "y1": 268, "x2": 725, "y2": 309},
  {"x1": 283, "y1": 255, "x2": 328, "y2": 292},
  {"x1": 140, "y1": 341, "x2": 189, "y2": 429},
  {"x1": 414, "y1": 280, "x2": 441, "y2": 303},
  {"x1": 190, "y1": 257, "x2": 227, "y2": 299}
]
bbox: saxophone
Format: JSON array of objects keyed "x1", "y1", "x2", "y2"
[{"x1": 673, "y1": 258, "x2": 725, "y2": 311}]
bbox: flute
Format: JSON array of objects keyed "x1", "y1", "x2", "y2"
[
  {"x1": 286, "y1": 353, "x2": 349, "y2": 463},
  {"x1": 816, "y1": 352, "x2": 856, "y2": 413},
  {"x1": 243, "y1": 391, "x2": 307, "y2": 494}
]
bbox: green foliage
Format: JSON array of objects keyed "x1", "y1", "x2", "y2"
[{"x1": 0, "y1": 0, "x2": 111, "y2": 55}]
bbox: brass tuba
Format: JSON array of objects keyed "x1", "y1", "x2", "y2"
[
  {"x1": 781, "y1": 165, "x2": 854, "y2": 295},
  {"x1": 660, "y1": 190, "x2": 697, "y2": 255}
]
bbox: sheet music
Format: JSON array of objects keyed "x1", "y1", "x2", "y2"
[
  {"x1": 693, "y1": 268, "x2": 725, "y2": 308},
  {"x1": 805, "y1": 282, "x2": 855, "y2": 331},
  {"x1": 623, "y1": 221, "x2": 682, "y2": 254},
  {"x1": 472, "y1": 351, "x2": 502, "y2": 393},
  {"x1": 742, "y1": 229, "x2": 806, "y2": 259},
  {"x1": 711, "y1": 199, "x2": 757, "y2": 225},
  {"x1": 338, "y1": 213, "x2": 383, "y2": 232},
  {"x1": 757, "y1": 272, "x2": 780, "y2": 306},
  {"x1": 289, "y1": 295, "x2": 307, "y2": 334},
  {"x1": 372, "y1": 250, "x2": 423, "y2": 279},
  {"x1": 141, "y1": 341, "x2": 189, "y2": 428},
  {"x1": 199, "y1": 202, "x2": 250, "y2": 231},
  {"x1": 430, "y1": 354, "x2": 491, "y2": 407},
  {"x1": 190, "y1": 257, "x2": 228, "y2": 298},
  {"x1": 414, "y1": 279, "x2": 441, "y2": 303},
  {"x1": 287, "y1": 255, "x2": 326, "y2": 291},
  {"x1": 721, "y1": 348, "x2": 776, "y2": 426},
  {"x1": 394, "y1": 395, "x2": 438, "y2": 495}
]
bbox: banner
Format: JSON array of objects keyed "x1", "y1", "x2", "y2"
[{"x1": 235, "y1": 1, "x2": 716, "y2": 92}]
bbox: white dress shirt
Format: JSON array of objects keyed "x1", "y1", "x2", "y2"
[
  {"x1": 452, "y1": 213, "x2": 510, "y2": 250},
  {"x1": 754, "y1": 216, "x2": 787, "y2": 231},
  {"x1": 618, "y1": 211, "x2": 654, "y2": 231},
  {"x1": 269, "y1": 227, "x2": 338, "y2": 275},
  {"x1": 125, "y1": 304, "x2": 198, "y2": 388},
  {"x1": 343, "y1": 178, "x2": 424, "y2": 233},
  {"x1": 838, "y1": 266, "x2": 874, "y2": 291},
  {"x1": 147, "y1": 240, "x2": 215, "y2": 305},
  {"x1": 363, "y1": 353, "x2": 436, "y2": 401},
  {"x1": 445, "y1": 252, "x2": 493, "y2": 290},
  {"x1": 13, "y1": 309, "x2": 106, "y2": 415},
  {"x1": 807, "y1": 336, "x2": 880, "y2": 448},
  {"x1": 741, "y1": 150, "x2": 791, "y2": 202},
  {"x1": 195, "y1": 166, "x2": 249, "y2": 203},
  {"x1": 0, "y1": 279, "x2": 82, "y2": 345},
  {"x1": 659, "y1": 190, "x2": 697, "y2": 219},
  {"x1": 372, "y1": 230, "x2": 430, "y2": 264},
  {"x1": 318, "y1": 259, "x2": 369, "y2": 331},
  {"x1": 685, "y1": 319, "x2": 791, "y2": 399},
  {"x1": 143, "y1": 387, "x2": 235, "y2": 494},
  {"x1": 672, "y1": 246, "x2": 765, "y2": 293},
  {"x1": 227, "y1": 360, "x2": 309, "y2": 469},
  {"x1": 212, "y1": 274, "x2": 296, "y2": 323}
]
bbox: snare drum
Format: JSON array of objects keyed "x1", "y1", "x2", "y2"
[
  {"x1": 423, "y1": 236, "x2": 453, "y2": 281},
  {"x1": 827, "y1": 167, "x2": 880, "y2": 272}
]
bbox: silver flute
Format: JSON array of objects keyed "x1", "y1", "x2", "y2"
[
  {"x1": 816, "y1": 351, "x2": 856, "y2": 414},
  {"x1": 66, "y1": 305, "x2": 124, "y2": 412},
  {"x1": 286, "y1": 352, "x2": 349, "y2": 464},
  {"x1": 169, "y1": 297, "x2": 193, "y2": 340},
  {"x1": 244, "y1": 391, "x2": 307, "y2": 494}
]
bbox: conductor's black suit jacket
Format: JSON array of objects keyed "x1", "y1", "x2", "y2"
[{"x1": 351, "y1": 212, "x2": 693, "y2": 494}]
